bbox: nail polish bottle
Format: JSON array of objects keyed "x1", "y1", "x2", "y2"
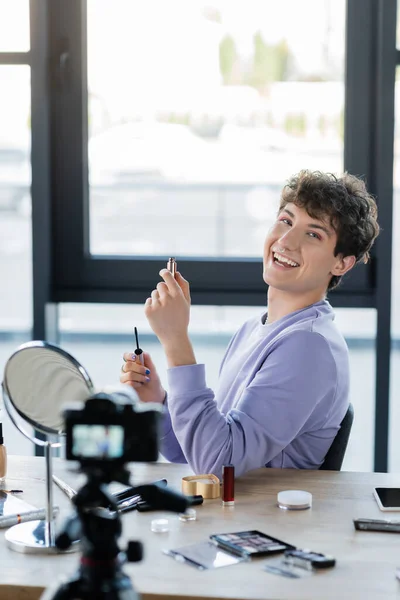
[{"x1": 0, "y1": 424, "x2": 7, "y2": 483}]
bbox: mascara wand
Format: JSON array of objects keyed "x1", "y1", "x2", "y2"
[{"x1": 134, "y1": 326, "x2": 144, "y2": 365}]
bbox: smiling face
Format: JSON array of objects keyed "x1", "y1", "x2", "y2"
[{"x1": 263, "y1": 203, "x2": 356, "y2": 298}]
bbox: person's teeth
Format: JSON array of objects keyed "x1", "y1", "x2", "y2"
[{"x1": 273, "y1": 252, "x2": 299, "y2": 267}]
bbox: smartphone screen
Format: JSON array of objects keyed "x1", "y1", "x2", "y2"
[{"x1": 375, "y1": 488, "x2": 400, "y2": 508}]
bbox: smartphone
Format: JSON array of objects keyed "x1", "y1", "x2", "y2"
[{"x1": 373, "y1": 487, "x2": 400, "y2": 511}]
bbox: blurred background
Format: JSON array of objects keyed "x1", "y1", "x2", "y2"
[{"x1": 0, "y1": 0, "x2": 398, "y2": 472}]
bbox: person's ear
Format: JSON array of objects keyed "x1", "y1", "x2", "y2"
[{"x1": 331, "y1": 254, "x2": 356, "y2": 277}]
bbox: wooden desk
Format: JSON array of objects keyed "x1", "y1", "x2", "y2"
[{"x1": 1, "y1": 456, "x2": 400, "y2": 600}]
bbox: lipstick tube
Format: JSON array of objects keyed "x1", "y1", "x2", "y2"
[
  {"x1": 222, "y1": 464, "x2": 234, "y2": 506},
  {"x1": 167, "y1": 257, "x2": 177, "y2": 278}
]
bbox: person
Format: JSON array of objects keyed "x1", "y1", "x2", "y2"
[{"x1": 120, "y1": 170, "x2": 380, "y2": 477}]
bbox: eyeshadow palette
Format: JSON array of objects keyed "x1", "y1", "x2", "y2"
[{"x1": 209, "y1": 530, "x2": 295, "y2": 558}]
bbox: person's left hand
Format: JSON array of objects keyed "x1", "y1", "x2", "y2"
[{"x1": 144, "y1": 269, "x2": 191, "y2": 348}]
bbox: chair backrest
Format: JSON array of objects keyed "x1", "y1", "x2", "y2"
[{"x1": 319, "y1": 403, "x2": 354, "y2": 471}]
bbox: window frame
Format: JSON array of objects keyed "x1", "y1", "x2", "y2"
[
  {"x1": 28, "y1": 0, "x2": 396, "y2": 470},
  {"x1": 48, "y1": 0, "x2": 377, "y2": 308}
]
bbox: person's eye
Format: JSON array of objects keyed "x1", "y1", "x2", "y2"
[
  {"x1": 308, "y1": 231, "x2": 321, "y2": 240},
  {"x1": 279, "y1": 218, "x2": 291, "y2": 225}
]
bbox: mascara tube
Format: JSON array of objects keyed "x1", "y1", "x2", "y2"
[
  {"x1": 134, "y1": 326, "x2": 144, "y2": 365},
  {"x1": 135, "y1": 348, "x2": 144, "y2": 365},
  {"x1": 222, "y1": 464, "x2": 235, "y2": 506},
  {"x1": 167, "y1": 257, "x2": 177, "y2": 278}
]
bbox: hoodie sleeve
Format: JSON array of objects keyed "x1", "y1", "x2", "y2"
[
  {"x1": 159, "y1": 395, "x2": 187, "y2": 464},
  {"x1": 158, "y1": 328, "x2": 240, "y2": 465},
  {"x1": 166, "y1": 330, "x2": 337, "y2": 478}
]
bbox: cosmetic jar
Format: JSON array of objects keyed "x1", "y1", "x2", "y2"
[
  {"x1": 277, "y1": 490, "x2": 312, "y2": 510},
  {"x1": 178, "y1": 508, "x2": 197, "y2": 522},
  {"x1": 181, "y1": 474, "x2": 220, "y2": 499},
  {"x1": 151, "y1": 518, "x2": 169, "y2": 533}
]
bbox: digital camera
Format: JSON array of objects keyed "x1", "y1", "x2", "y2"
[{"x1": 64, "y1": 388, "x2": 162, "y2": 469}]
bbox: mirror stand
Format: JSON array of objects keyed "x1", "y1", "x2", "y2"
[
  {"x1": 2, "y1": 396, "x2": 79, "y2": 554},
  {"x1": 2, "y1": 340, "x2": 94, "y2": 554}
]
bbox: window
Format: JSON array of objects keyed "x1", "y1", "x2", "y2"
[
  {"x1": 1, "y1": 0, "x2": 393, "y2": 469},
  {"x1": 0, "y1": 65, "x2": 32, "y2": 456},
  {"x1": 51, "y1": 0, "x2": 371, "y2": 306},
  {"x1": 87, "y1": 1, "x2": 345, "y2": 259},
  {"x1": 389, "y1": 63, "x2": 400, "y2": 471},
  {"x1": 0, "y1": 0, "x2": 30, "y2": 52}
]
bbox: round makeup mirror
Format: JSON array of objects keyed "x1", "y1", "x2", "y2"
[{"x1": 2, "y1": 341, "x2": 94, "y2": 554}]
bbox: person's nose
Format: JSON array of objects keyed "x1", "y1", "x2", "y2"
[{"x1": 278, "y1": 226, "x2": 301, "y2": 251}]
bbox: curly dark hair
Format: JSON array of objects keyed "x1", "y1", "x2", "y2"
[{"x1": 278, "y1": 170, "x2": 380, "y2": 291}]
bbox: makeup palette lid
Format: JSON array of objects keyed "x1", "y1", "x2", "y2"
[{"x1": 277, "y1": 489, "x2": 312, "y2": 510}]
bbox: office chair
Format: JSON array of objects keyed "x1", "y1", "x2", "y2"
[{"x1": 319, "y1": 403, "x2": 354, "y2": 471}]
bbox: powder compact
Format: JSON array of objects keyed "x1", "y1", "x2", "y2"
[{"x1": 181, "y1": 474, "x2": 220, "y2": 499}]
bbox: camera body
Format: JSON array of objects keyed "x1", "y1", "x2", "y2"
[
  {"x1": 50, "y1": 387, "x2": 188, "y2": 600},
  {"x1": 64, "y1": 388, "x2": 162, "y2": 470}
]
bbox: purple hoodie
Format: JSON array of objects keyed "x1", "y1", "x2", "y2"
[{"x1": 160, "y1": 300, "x2": 349, "y2": 477}]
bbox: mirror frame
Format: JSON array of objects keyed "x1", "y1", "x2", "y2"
[{"x1": 2, "y1": 340, "x2": 95, "y2": 438}]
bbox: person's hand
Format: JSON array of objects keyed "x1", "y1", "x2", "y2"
[
  {"x1": 119, "y1": 351, "x2": 165, "y2": 404},
  {"x1": 144, "y1": 269, "x2": 191, "y2": 349}
]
